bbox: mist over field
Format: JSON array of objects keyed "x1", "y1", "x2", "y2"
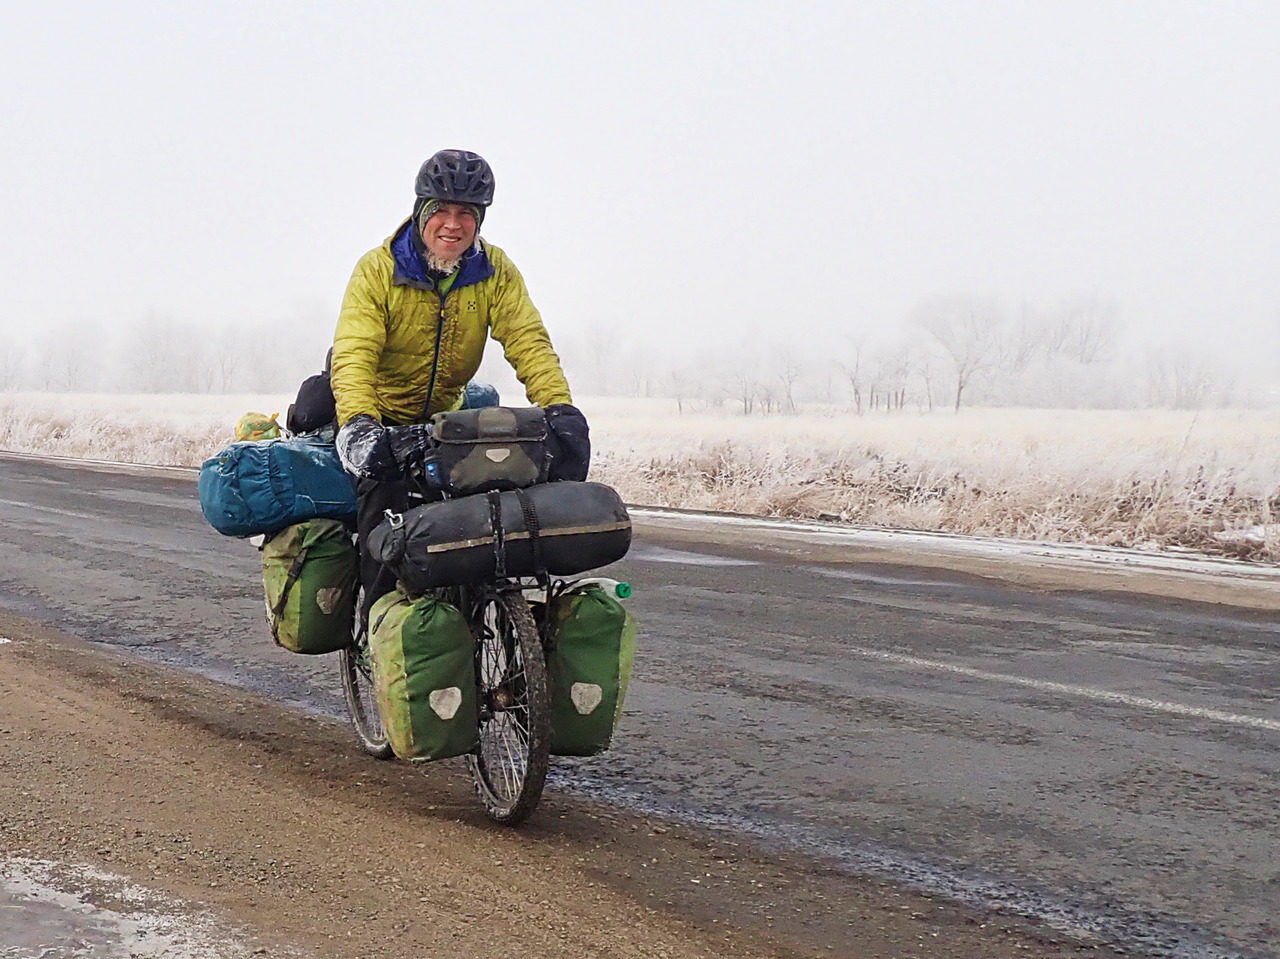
[
  {"x1": 3, "y1": 294, "x2": 1275, "y2": 412},
  {"x1": 1, "y1": 1, "x2": 1278, "y2": 413},
  {"x1": 1, "y1": 2, "x2": 1277, "y2": 560}
]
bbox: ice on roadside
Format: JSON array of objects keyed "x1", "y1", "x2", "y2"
[
  {"x1": 0, "y1": 857, "x2": 285, "y2": 959},
  {"x1": 1213, "y1": 524, "x2": 1280, "y2": 547}
]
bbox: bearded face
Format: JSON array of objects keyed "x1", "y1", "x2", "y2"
[{"x1": 420, "y1": 202, "x2": 478, "y2": 273}]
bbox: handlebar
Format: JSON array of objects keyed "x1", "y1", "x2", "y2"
[{"x1": 381, "y1": 423, "x2": 438, "y2": 489}]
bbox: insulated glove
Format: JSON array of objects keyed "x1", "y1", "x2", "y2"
[
  {"x1": 544, "y1": 403, "x2": 591, "y2": 482},
  {"x1": 386, "y1": 423, "x2": 433, "y2": 470},
  {"x1": 335, "y1": 414, "x2": 398, "y2": 480}
]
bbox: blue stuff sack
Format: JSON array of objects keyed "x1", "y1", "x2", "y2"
[{"x1": 198, "y1": 437, "x2": 357, "y2": 538}]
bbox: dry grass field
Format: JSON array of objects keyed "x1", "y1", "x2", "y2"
[{"x1": 2, "y1": 392, "x2": 1277, "y2": 561}]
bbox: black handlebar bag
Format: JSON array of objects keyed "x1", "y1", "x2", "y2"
[{"x1": 424, "y1": 406, "x2": 550, "y2": 495}]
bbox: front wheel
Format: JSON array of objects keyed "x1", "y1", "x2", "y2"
[
  {"x1": 339, "y1": 588, "x2": 394, "y2": 759},
  {"x1": 465, "y1": 589, "x2": 550, "y2": 825}
]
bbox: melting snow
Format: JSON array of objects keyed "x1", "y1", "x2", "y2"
[{"x1": 0, "y1": 858, "x2": 275, "y2": 959}]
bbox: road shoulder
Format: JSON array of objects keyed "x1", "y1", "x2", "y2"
[
  {"x1": 0, "y1": 611, "x2": 1126, "y2": 959},
  {"x1": 633, "y1": 510, "x2": 1280, "y2": 612}
]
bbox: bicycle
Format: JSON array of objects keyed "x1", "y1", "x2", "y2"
[{"x1": 337, "y1": 426, "x2": 554, "y2": 825}]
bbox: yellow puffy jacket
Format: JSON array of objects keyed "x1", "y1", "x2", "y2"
[{"x1": 330, "y1": 221, "x2": 572, "y2": 426}]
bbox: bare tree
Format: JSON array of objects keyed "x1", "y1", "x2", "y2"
[
  {"x1": 1004, "y1": 302, "x2": 1046, "y2": 373},
  {"x1": 216, "y1": 325, "x2": 241, "y2": 392},
  {"x1": 1144, "y1": 349, "x2": 1219, "y2": 409},
  {"x1": 883, "y1": 345, "x2": 913, "y2": 410},
  {"x1": 776, "y1": 349, "x2": 802, "y2": 413},
  {"x1": 912, "y1": 295, "x2": 1005, "y2": 411},
  {"x1": 0, "y1": 341, "x2": 23, "y2": 391},
  {"x1": 839, "y1": 335, "x2": 868, "y2": 414},
  {"x1": 732, "y1": 370, "x2": 757, "y2": 415},
  {"x1": 1050, "y1": 295, "x2": 1117, "y2": 365},
  {"x1": 912, "y1": 337, "x2": 937, "y2": 411}
]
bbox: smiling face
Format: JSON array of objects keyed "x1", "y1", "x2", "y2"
[{"x1": 420, "y1": 202, "x2": 478, "y2": 261}]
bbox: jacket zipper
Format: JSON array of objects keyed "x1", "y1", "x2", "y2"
[{"x1": 423, "y1": 290, "x2": 447, "y2": 419}]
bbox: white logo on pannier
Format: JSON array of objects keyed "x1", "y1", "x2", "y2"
[
  {"x1": 314, "y1": 587, "x2": 344, "y2": 615},
  {"x1": 485, "y1": 448, "x2": 512, "y2": 463},
  {"x1": 429, "y1": 687, "x2": 463, "y2": 720},
  {"x1": 570, "y1": 683, "x2": 603, "y2": 715}
]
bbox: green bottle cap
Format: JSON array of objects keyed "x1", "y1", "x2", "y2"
[{"x1": 614, "y1": 581, "x2": 633, "y2": 599}]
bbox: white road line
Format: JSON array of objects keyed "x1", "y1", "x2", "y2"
[
  {"x1": 849, "y1": 646, "x2": 1280, "y2": 733},
  {"x1": 0, "y1": 498, "x2": 99, "y2": 521},
  {"x1": 633, "y1": 507, "x2": 1280, "y2": 582},
  {"x1": 0, "y1": 449, "x2": 196, "y2": 475}
]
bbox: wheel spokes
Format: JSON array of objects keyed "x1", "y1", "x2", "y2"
[
  {"x1": 475, "y1": 599, "x2": 534, "y2": 805},
  {"x1": 465, "y1": 588, "x2": 548, "y2": 824}
]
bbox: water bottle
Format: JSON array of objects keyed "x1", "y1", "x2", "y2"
[{"x1": 569, "y1": 577, "x2": 633, "y2": 600}]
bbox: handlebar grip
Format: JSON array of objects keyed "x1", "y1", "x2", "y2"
[{"x1": 385, "y1": 423, "x2": 434, "y2": 470}]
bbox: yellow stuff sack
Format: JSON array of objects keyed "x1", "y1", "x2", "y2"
[{"x1": 236, "y1": 412, "x2": 281, "y2": 442}]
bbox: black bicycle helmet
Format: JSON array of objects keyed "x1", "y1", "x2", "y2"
[{"x1": 414, "y1": 149, "x2": 495, "y2": 207}]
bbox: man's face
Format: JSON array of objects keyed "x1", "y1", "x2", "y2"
[{"x1": 421, "y1": 203, "x2": 478, "y2": 261}]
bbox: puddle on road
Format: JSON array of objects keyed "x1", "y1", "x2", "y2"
[{"x1": 0, "y1": 858, "x2": 265, "y2": 958}]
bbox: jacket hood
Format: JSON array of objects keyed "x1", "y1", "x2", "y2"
[{"x1": 388, "y1": 219, "x2": 494, "y2": 292}]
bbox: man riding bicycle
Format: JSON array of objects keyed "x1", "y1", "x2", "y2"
[{"x1": 331, "y1": 149, "x2": 588, "y2": 623}]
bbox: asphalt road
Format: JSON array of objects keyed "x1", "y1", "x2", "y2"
[{"x1": 1, "y1": 452, "x2": 1277, "y2": 958}]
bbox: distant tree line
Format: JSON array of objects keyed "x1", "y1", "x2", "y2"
[
  {"x1": 558, "y1": 293, "x2": 1276, "y2": 412},
  {"x1": 1, "y1": 295, "x2": 1274, "y2": 411},
  {"x1": 0, "y1": 313, "x2": 332, "y2": 396}
]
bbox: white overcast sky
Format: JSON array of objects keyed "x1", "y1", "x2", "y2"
[{"x1": 2, "y1": 0, "x2": 1277, "y2": 375}]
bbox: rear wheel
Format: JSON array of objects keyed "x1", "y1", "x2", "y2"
[
  {"x1": 465, "y1": 589, "x2": 550, "y2": 825},
  {"x1": 339, "y1": 588, "x2": 394, "y2": 759}
]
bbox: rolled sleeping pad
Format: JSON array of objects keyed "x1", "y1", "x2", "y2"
[{"x1": 368, "y1": 481, "x2": 631, "y2": 591}]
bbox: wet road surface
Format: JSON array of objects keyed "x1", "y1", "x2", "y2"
[{"x1": 0, "y1": 452, "x2": 1277, "y2": 957}]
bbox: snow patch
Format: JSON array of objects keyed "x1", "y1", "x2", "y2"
[
  {"x1": 0, "y1": 857, "x2": 284, "y2": 958},
  {"x1": 1213, "y1": 524, "x2": 1280, "y2": 548}
]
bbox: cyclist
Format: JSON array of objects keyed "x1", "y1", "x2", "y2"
[{"x1": 331, "y1": 149, "x2": 589, "y2": 623}]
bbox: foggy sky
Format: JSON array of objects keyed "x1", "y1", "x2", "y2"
[{"x1": 2, "y1": 0, "x2": 1277, "y2": 382}]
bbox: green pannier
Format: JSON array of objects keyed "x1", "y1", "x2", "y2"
[
  {"x1": 546, "y1": 583, "x2": 637, "y2": 756},
  {"x1": 368, "y1": 590, "x2": 478, "y2": 762},
  {"x1": 262, "y1": 519, "x2": 357, "y2": 655}
]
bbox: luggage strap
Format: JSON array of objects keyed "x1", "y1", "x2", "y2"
[
  {"x1": 514, "y1": 488, "x2": 545, "y2": 574},
  {"x1": 486, "y1": 491, "x2": 508, "y2": 579},
  {"x1": 486, "y1": 490, "x2": 545, "y2": 581},
  {"x1": 269, "y1": 548, "x2": 309, "y2": 629}
]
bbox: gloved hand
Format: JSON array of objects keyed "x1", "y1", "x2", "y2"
[
  {"x1": 335, "y1": 414, "x2": 398, "y2": 479},
  {"x1": 544, "y1": 403, "x2": 590, "y2": 482},
  {"x1": 385, "y1": 423, "x2": 434, "y2": 470}
]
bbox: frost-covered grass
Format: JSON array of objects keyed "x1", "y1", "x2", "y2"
[
  {"x1": 2, "y1": 392, "x2": 1277, "y2": 561},
  {"x1": 0, "y1": 393, "x2": 285, "y2": 468}
]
